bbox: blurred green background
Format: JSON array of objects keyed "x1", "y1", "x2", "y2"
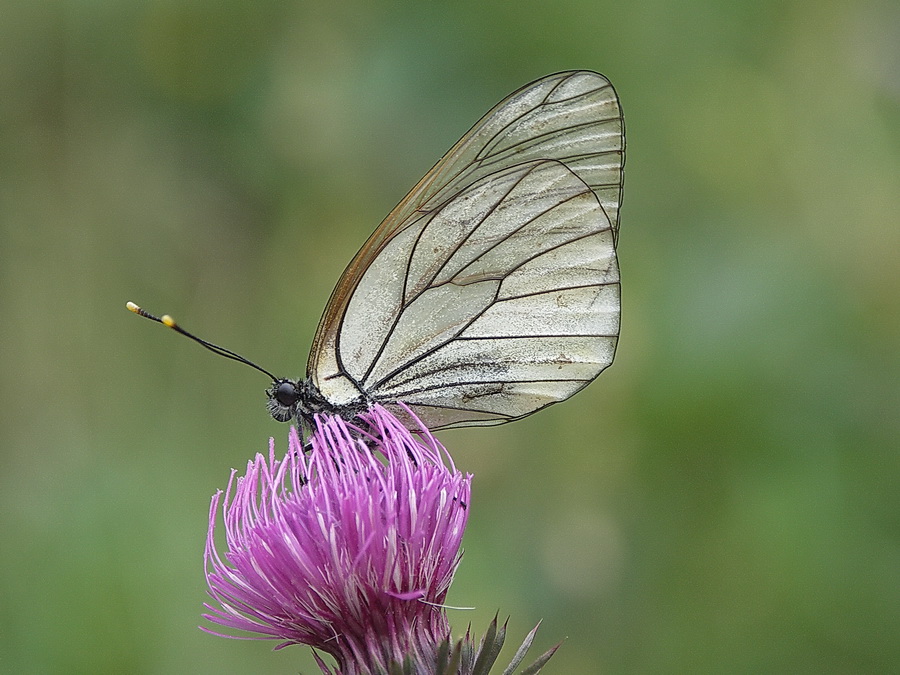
[{"x1": 1, "y1": 1, "x2": 898, "y2": 673}]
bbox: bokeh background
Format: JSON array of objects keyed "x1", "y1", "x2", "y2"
[{"x1": 2, "y1": 1, "x2": 898, "y2": 673}]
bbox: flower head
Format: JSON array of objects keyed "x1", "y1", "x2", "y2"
[{"x1": 202, "y1": 404, "x2": 471, "y2": 672}]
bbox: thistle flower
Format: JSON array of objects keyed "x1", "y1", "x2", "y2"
[{"x1": 203, "y1": 404, "x2": 557, "y2": 673}]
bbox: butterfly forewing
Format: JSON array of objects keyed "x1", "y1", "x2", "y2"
[{"x1": 307, "y1": 71, "x2": 624, "y2": 429}]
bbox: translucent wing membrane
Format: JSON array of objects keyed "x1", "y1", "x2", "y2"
[{"x1": 308, "y1": 71, "x2": 624, "y2": 429}]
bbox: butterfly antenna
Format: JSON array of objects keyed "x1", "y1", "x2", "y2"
[{"x1": 126, "y1": 301, "x2": 279, "y2": 381}]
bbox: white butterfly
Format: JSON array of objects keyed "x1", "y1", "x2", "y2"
[{"x1": 130, "y1": 70, "x2": 624, "y2": 431}]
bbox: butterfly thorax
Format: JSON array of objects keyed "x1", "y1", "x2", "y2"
[{"x1": 266, "y1": 377, "x2": 368, "y2": 427}]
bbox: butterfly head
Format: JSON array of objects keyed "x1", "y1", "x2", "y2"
[
  {"x1": 266, "y1": 379, "x2": 301, "y2": 423},
  {"x1": 266, "y1": 377, "x2": 347, "y2": 426}
]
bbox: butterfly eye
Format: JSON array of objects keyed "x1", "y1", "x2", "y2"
[{"x1": 274, "y1": 381, "x2": 299, "y2": 407}]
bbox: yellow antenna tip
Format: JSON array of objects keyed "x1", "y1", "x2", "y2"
[
  {"x1": 161, "y1": 315, "x2": 176, "y2": 328},
  {"x1": 126, "y1": 301, "x2": 140, "y2": 313}
]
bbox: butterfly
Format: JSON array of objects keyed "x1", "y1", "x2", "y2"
[{"x1": 129, "y1": 70, "x2": 624, "y2": 432}]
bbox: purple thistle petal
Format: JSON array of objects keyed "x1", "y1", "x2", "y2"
[{"x1": 202, "y1": 404, "x2": 472, "y2": 673}]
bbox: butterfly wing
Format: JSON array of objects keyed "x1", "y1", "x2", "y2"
[{"x1": 307, "y1": 71, "x2": 624, "y2": 429}]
